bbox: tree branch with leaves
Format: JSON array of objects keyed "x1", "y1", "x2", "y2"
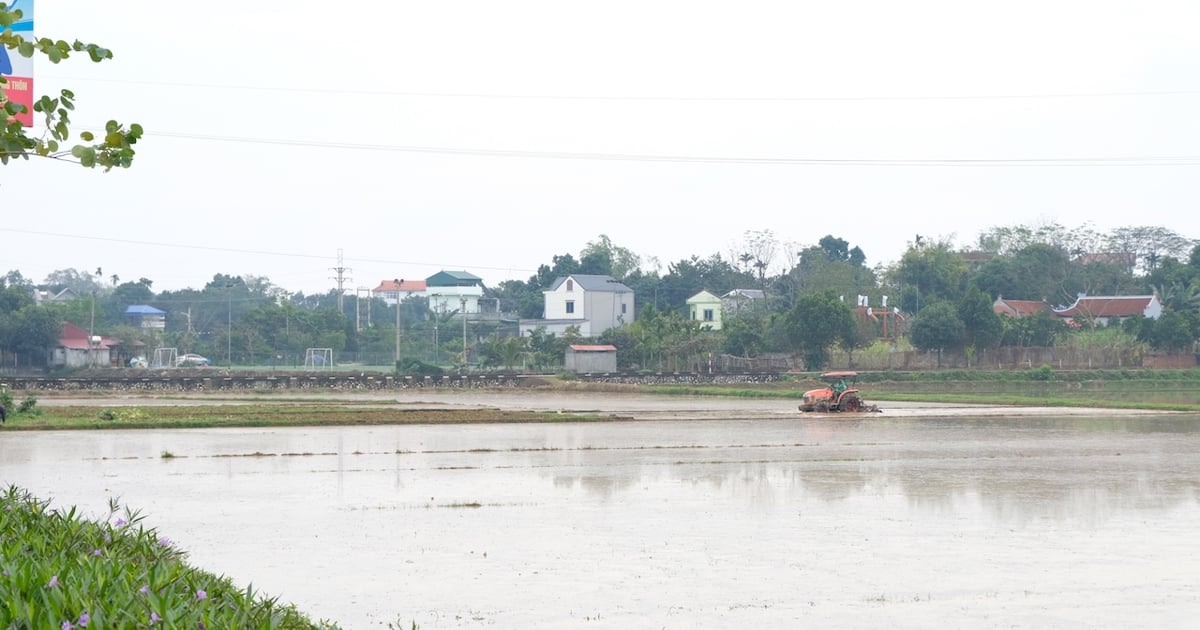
[{"x1": 1, "y1": 2, "x2": 141, "y2": 169}]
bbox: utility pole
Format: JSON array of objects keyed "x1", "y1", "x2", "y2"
[
  {"x1": 88, "y1": 291, "x2": 96, "y2": 368},
  {"x1": 329, "y1": 248, "x2": 352, "y2": 314},
  {"x1": 461, "y1": 297, "x2": 468, "y2": 368},
  {"x1": 226, "y1": 282, "x2": 233, "y2": 368},
  {"x1": 394, "y1": 279, "x2": 404, "y2": 365}
]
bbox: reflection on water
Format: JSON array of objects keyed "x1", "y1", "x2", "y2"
[{"x1": 2, "y1": 414, "x2": 1199, "y2": 628}]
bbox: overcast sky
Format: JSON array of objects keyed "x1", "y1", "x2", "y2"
[{"x1": 3, "y1": 0, "x2": 1199, "y2": 294}]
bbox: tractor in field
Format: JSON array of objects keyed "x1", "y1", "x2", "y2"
[{"x1": 799, "y1": 371, "x2": 879, "y2": 413}]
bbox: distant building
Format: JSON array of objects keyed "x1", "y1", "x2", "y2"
[
  {"x1": 425, "y1": 270, "x2": 485, "y2": 315},
  {"x1": 51, "y1": 322, "x2": 117, "y2": 369},
  {"x1": 686, "y1": 290, "x2": 723, "y2": 330},
  {"x1": 721, "y1": 289, "x2": 765, "y2": 316},
  {"x1": 564, "y1": 344, "x2": 618, "y2": 373},
  {"x1": 34, "y1": 287, "x2": 78, "y2": 304},
  {"x1": 370, "y1": 279, "x2": 428, "y2": 306},
  {"x1": 993, "y1": 296, "x2": 1052, "y2": 319},
  {"x1": 124, "y1": 305, "x2": 166, "y2": 330},
  {"x1": 520, "y1": 274, "x2": 635, "y2": 337},
  {"x1": 1053, "y1": 294, "x2": 1163, "y2": 327}
]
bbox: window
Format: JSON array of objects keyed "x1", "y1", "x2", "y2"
[
  {"x1": 566, "y1": 279, "x2": 574, "y2": 292},
  {"x1": 621, "y1": 303, "x2": 627, "y2": 314},
  {"x1": 703, "y1": 309, "x2": 714, "y2": 322},
  {"x1": 566, "y1": 301, "x2": 575, "y2": 314}
]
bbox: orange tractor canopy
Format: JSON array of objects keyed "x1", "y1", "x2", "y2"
[{"x1": 799, "y1": 371, "x2": 873, "y2": 412}]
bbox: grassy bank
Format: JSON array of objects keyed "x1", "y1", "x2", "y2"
[
  {"x1": 0, "y1": 486, "x2": 338, "y2": 629},
  {"x1": 0, "y1": 403, "x2": 603, "y2": 431},
  {"x1": 644, "y1": 368, "x2": 1200, "y2": 412}
]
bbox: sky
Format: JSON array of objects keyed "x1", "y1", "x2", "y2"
[{"x1": 3, "y1": 0, "x2": 1199, "y2": 295}]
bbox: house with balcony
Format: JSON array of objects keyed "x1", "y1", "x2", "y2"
[
  {"x1": 519, "y1": 274, "x2": 635, "y2": 338},
  {"x1": 425, "y1": 270, "x2": 485, "y2": 315},
  {"x1": 124, "y1": 305, "x2": 166, "y2": 330}
]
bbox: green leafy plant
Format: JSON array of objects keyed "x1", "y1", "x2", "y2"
[
  {"x1": 0, "y1": 3, "x2": 142, "y2": 169},
  {"x1": 0, "y1": 486, "x2": 340, "y2": 629}
]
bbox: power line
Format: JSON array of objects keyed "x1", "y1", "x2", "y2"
[
  {"x1": 0, "y1": 228, "x2": 539, "y2": 275},
  {"x1": 142, "y1": 131, "x2": 1200, "y2": 166},
  {"x1": 40, "y1": 75, "x2": 1200, "y2": 102}
]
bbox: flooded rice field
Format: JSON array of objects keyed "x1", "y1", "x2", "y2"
[{"x1": 3, "y1": 395, "x2": 1199, "y2": 628}]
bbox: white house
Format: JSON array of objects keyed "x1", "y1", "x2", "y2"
[
  {"x1": 424, "y1": 270, "x2": 485, "y2": 315},
  {"x1": 686, "y1": 290, "x2": 723, "y2": 330},
  {"x1": 520, "y1": 274, "x2": 635, "y2": 337},
  {"x1": 370, "y1": 270, "x2": 486, "y2": 314}
]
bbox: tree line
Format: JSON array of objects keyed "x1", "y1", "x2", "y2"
[{"x1": 1, "y1": 224, "x2": 1197, "y2": 373}]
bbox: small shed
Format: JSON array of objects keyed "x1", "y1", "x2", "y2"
[{"x1": 565, "y1": 344, "x2": 618, "y2": 373}]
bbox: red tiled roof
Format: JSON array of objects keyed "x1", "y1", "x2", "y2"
[
  {"x1": 1055, "y1": 296, "x2": 1154, "y2": 318},
  {"x1": 994, "y1": 298, "x2": 1051, "y2": 318},
  {"x1": 568, "y1": 345, "x2": 617, "y2": 352},
  {"x1": 372, "y1": 279, "x2": 427, "y2": 292},
  {"x1": 59, "y1": 322, "x2": 117, "y2": 349}
]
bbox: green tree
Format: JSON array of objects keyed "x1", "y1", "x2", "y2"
[
  {"x1": 1148, "y1": 311, "x2": 1196, "y2": 352},
  {"x1": 1, "y1": 3, "x2": 142, "y2": 168},
  {"x1": 958, "y1": 287, "x2": 1003, "y2": 352},
  {"x1": 889, "y1": 238, "x2": 968, "y2": 313},
  {"x1": 0, "y1": 304, "x2": 59, "y2": 366},
  {"x1": 1000, "y1": 312, "x2": 1062, "y2": 347},
  {"x1": 581, "y1": 234, "x2": 642, "y2": 279},
  {"x1": 910, "y1": 301, "x2": 965, "y2": 366},
  {"x1": 785, "y1": 291, "x2": 854, "y2": 369}
]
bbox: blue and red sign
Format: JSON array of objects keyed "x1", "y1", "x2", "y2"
[{"x1": 1, "y1": 0, "x2": 35, "y2": 126}]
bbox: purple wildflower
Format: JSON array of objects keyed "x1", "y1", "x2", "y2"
[
  {"x1": 139, "y1": 584, "x2": 149, "y2": 595},
  {"x1": 157, "y1": 536, "x2": 171, "y2": 547},
  {"x1": 48, "y1": 575, "x2": 59, "y2": 588},
  {"x1": 115, "y1": 517, "x2": 126, "y2": 526},
  {"x1": 195, "y1": 589, "x2": 207, "y2": 601},
  {"x1": 92, "y1": 548, "x2": 102, "y2": 557},
  {"x1": 78, "y1": 612, "x2": 90, "y2": 627},
  {"x1": 150, "y1": 611, "x2": 162, "y2": 624},
  {"x1": 61, "y1": 621, "x2": 72, "y2": 630}
]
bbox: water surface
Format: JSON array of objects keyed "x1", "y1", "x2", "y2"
[{"x1": 3, "y1": 412, "x2": 1198, "y2": 628}]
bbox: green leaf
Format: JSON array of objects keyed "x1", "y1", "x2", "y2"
[
  {"x1": 79, "y1": 131, "x2": 94, "y2": 142},
  {"x1": 17, "y1": 40, "x2": 33, "y2": 57},
  {"x1": 70, "y1": 145, "x2": 87, "y2": 158}
]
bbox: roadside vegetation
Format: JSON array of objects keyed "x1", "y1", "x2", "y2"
[{"x1": 0, "y1": 486, "x2": 338, "y2": 629}]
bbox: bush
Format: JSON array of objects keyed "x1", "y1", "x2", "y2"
[
  {"x1": 395, "y1": 358, "x2": 444, "y2": 377},
  {"x1": 1029, "y1": 364, "x2": 1054, "y2": 381}
]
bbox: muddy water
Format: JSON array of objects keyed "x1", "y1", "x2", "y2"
[{"x1": 2, "y1": 411, "x2": 1199, "y2": 628}]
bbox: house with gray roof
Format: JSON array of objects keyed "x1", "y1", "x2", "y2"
[{"x1": 519, "y1": 274, "x2": 635, "y2": 337}]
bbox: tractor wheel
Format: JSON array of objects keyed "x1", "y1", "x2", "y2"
[
  {"x1": 842, "y1": 395, "x2": 861, "y2": 412},
  {"x1": 815, "y1": 400, "x2": 831, "y2": 413}
]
